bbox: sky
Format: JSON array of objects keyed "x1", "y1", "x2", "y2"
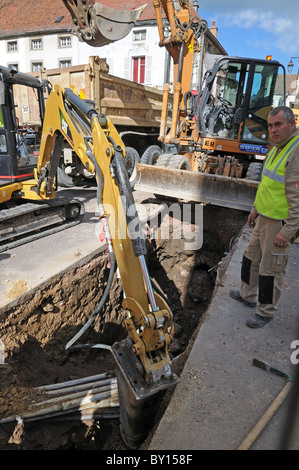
[{"x1": 196, "y1": 0, "x2": 299, "y2": 74}]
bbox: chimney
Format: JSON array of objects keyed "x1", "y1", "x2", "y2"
[
  {"x1": 192, "y1": 1, "x2": 199, "y2": 12},
  {"x1": 209, "y1": 21, "x2": 218, "y2": 38}
]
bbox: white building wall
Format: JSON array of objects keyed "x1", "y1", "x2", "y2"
[
  {"x1": 75, "y1": 25, "x2": 166, "y2": 88},
  {"x1": 0, "y1": 25, "x2": 166, "y2": 88}
]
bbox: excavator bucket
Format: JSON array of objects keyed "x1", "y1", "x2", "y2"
[{"x1": 63, "y1": 0, "x2": 147, "y2": 47}]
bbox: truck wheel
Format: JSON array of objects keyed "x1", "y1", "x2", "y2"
[
  {"x1": 57, "y1": 166, "x2": 84, "y2": 187},
  {"x1": 155, "y1": 153, "x2": 173, "y2": 167},
  {"x1": 167, "y1": 155, "x2": 191, "y2": 170},
  {"x1": 140, "y1": 145, "x2": 162, "y2": 165},
  {"x1": 245, "y1": 162, "x2": 263, "y2": 181},
  {"x1": 57, "y1": 166, "x2": 76, "y2": 187},
  {"x1": 125, "y1": 147, "x2": 140, "y2": 189}
]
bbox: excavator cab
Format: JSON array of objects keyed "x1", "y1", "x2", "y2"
[
  {"x1": 153, "y1": 54, "x2": 285, "y2": 179},
  {"x1": 0, "y1": 66, "x2": 46, "y2": 192},
  {"x1": 197, "y1": 56, "x2": 286, "y2": 152},
  {"x1": 0, "y1": 67, "x2": 85, "y2": 251}
]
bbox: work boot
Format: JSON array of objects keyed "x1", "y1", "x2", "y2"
[
  {"x1": 246, "y1": 313, "x2": 273, "y2": 328},
  {"x1": 229, "y1": 288, "x2": 257, "y2": 308}
]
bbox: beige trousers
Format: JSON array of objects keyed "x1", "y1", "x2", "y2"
[{"x1": 240, "y1": 215, "x2": 291, "y2": 318}]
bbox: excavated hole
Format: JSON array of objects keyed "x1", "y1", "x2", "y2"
[{"x1": 0, "y1": 204, "x2": 247, "y2": 450}]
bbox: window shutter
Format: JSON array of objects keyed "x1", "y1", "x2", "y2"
[
  {"x1": 145, "y1": 56, "x2": 152, "y2": 84},
  {"x1": 106, "y1": 57, "x2": 113, "y2": 75},
  {"x1": 124, "y1": 56, "x2": 130, "y2": 80}
]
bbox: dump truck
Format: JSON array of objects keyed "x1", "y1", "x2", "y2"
[{"x1": 12, "y1": 55, "x2": 166, "y2": 188}]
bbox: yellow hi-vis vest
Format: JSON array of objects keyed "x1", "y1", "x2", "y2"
[{"x1": 254, "y1": 135, "x2": 299, "y2": 220}]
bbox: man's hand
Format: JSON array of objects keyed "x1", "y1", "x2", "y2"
[
  {"x1": 274, "y1": 232, "x2": 289, "y2": 247},
  {"x1": 248, "y1": 212, "x2": 258, "y2": 228}
]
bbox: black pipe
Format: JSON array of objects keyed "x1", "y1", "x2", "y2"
[
  {"x1": 64, "y1": 87, "x2": 97, "y2": 119},
  {"x1": 65, "y1": 249, "x2": 116, "y2": 350},
  {"x1": 112, "y1": 151, "x2": 147, "y2": 257},
  {"x1": 177, "y1": 41, "x2": 185, "y2": 84}
]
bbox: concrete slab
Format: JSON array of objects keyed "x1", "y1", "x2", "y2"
[{"x1": 149, "y1": 228, "x2": 299, "y2": 450}]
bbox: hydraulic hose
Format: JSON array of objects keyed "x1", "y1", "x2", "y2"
[
  {"x1": 112, "y1": 151, "x2": 147, "y2": 257},
  {"x1": 65, "y1": 236, "x2": 116, "y2": 351}
]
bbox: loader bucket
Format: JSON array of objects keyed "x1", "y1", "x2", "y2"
[
  {"x1": 63, "y1": 1, "x2": 147, "y2": 47},
  {"x1": 135, "y1": 164, "x2": 259, "y2": 212},
  {"x1": 89, "y1": 3, "x2": 147, "y2": 46}
]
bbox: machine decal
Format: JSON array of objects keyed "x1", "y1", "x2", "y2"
[
  {"x1": 239, "y1": 143, "x2": 269, "y2": 155},
  {"x1": 60, "y1": 110, "x2": 74, "y2": 145}
]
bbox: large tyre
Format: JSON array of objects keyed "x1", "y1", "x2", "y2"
[
  {"x1": 155, "y1": 153, "x2": 174, "y2": 167},
  {"x1": 245, "y1": 162, "x2": 263, "y2": 181},
  {"x1": 140, "y1": 145, "x2": 162, "y2": 165},
  {"x1": 57, "y1": 166, "x2": 76, "y2": 187},
  {"x1": 167, "y1": 155, "x2": 191, "y2": 170},
  {"x1": 124, "y1": 147, "x2": 140, "y2": 189},
  {"x1": 57, "y1": 166, "x2": 87, "y2": 187}
]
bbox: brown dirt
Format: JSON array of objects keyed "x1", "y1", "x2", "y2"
[{"x1": 0, "y1": 204, "x2": 247, "y2": 450}]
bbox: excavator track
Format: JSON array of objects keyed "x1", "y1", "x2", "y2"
[{"x1": 0, "y1": 199, "x2": 84, "y2": 253}]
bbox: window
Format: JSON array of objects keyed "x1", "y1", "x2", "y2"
[
  {"x1": 133, "y1": 56, "x2": 145, "y2": 84},
  {"x1": 7, "y1": 41, "x2": 18, "y2": 52},
  {"x1": 59, "y1": 59, "x2": 72, "y2": 68},
  {"x1": 133, "y1": 29, "x2": 146, "y2": 42},
  {"x1": 0, "y1": 106, "x2": 4, "y2": 128},
  {"x1": 31, "y1": 38, "x2": 43, "y2": 50},
  {"x1": 31, "y1": 62, "x2": 43, "y2": 72},
  {"x1": 59, "y1": 36, "x2": 72, "y2": 48},
  {"x1": 0, "y1": 135, "x2": 7, "y2": 153}
]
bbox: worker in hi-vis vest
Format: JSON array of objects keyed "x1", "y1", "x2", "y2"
[{"x1": 230, "y1": 106, "x2": 299, "y2": 328}]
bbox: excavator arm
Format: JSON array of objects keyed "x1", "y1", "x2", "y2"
[
  {"x1": 62, "y1": 0, "x2": 146, "y2": 47},
  {"x1": 24, "y1": 84, "x2": 178, "y2": 448},
  {"x1": 154, "y1": 0, "x2": 207, "y2": 144}
]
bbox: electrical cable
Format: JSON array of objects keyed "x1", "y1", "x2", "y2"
[
  {"x1": 65, "y1": 142, "x2": 115, "y2": 351},
  {"x1": 65, "y1": 248, "x2": 116, "y2": 351}
]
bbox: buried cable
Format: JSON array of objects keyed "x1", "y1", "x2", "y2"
[{"x1": 65, "y1": 248, "x2": 116, "y2": 351}]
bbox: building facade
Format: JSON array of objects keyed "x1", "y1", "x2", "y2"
[{"x1": 0, "y1": 0, "x2": 227, "y2": 89}]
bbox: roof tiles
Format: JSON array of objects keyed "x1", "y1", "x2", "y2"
[{"x1": 0, "y1": 0, "x2": 158, "y2": 37}]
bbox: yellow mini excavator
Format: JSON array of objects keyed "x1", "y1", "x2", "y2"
[
  {"x1": 0, "y1": 0, "x2": 177, "y2": 449},
  {"x1": 0, "y1": 68, "x2": 178, "y2": 449},
  {"x1": 0, "y1": 0, "x2": 287, "y2": 449}
]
